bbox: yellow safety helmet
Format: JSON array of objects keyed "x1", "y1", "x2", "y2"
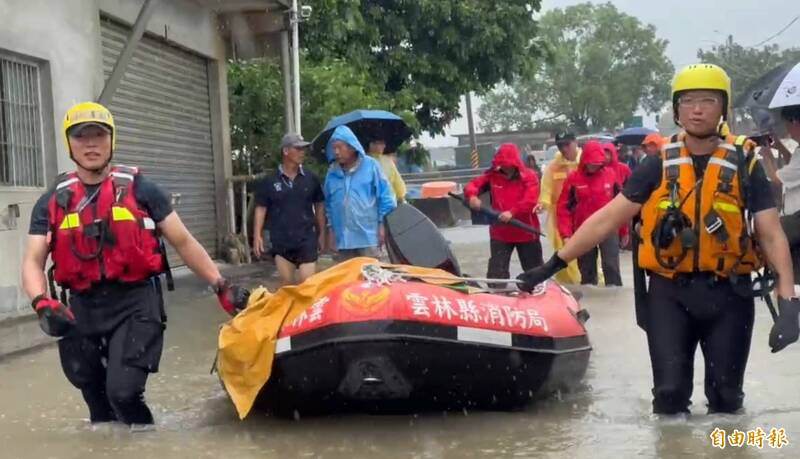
[
  {"x1": 671, "y1": 63, "x2": 732, "y2": 125},
  {"x1": 62, "y1": 102, "x2": 116, "y2": 157}
]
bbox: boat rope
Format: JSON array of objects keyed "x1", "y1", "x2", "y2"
[
  {"x1": 360, "y1": 264, "x2": 407, "y2": 286},
  {"x1": 360, "y1": 264, "x2": 548, "y2": 295}
]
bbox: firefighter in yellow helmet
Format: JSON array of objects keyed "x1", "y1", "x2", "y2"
[
  {"x1": 21, "y1": 102, "x2": 249, "y2": 427},
  {"x1": 517, "y1": 64, "x2": 799, "y2": 415}
]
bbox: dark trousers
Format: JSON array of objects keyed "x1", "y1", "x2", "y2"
[
  {"x1": 577, "y1": 234, "x2": 622, "y2": 286},
  {"x1": 780, "y1": 213, "x2": 800, "y2": 283},
  {"x1": 58, "y1": 282, "x2": 165, "y2": 425},
  {"x1": 645, "y1": 273, "x2": 754, "y2": 414},
  {"x1": 487, "y1": 239, "x2": 544, "y2": 283},
  {"x1": 781, "y1": 212, "x2": 800, "y2": 246}
]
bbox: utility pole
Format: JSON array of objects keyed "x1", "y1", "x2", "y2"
[
  {"x1": 280, "y1": 30, "x2": 294, "y2": 133},
  {"x1": 291, "y1": 0, "x2": 302, "y2": 133},
  {"x1": 465, "y1": 92, "x2": 479, "y2": 168}
]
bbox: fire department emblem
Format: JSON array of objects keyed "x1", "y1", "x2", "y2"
[{"x1": 341, "y1": 283, "x2": 390, "y2": 315}]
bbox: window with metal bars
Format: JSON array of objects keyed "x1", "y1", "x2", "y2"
[{"x1": 0, "y1": 53, "x2": 45, "y2": 188}]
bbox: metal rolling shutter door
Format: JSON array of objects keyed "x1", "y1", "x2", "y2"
[{"x1": 101, "y1": 19, "x2": 218, "y2": 265}]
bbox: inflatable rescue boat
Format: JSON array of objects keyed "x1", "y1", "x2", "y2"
[
  {"x1": 231, "y1": 204, "x2": 591, "y2": 416},
  {"x1": 256, "y1": 275, "x2": 589, "y2": 415}
]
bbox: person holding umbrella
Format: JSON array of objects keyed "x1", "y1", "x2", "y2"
[
  {"x1": 323, "y1": 125, "x2": 396, "y2": 261},
  {"x1": 368, "y1": 137, "x2": 407, "y2": 203},
  {"x1": 517, "y1": 63, "x2": 798, "y2": 416},
  {"x1": 759, "y1": 62, "x2": 800, "y2": 251}
]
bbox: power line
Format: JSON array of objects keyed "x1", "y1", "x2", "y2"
[{"x1": 750, "y1": 15, "x2": 800, "y2": 47}]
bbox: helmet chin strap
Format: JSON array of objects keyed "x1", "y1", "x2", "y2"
[
  {"x1": 72, "y1": 154, "x2": 113, "y2": 175},
  {"x1": 685, "y1": 130, "x2": 718, "y2": 140}
]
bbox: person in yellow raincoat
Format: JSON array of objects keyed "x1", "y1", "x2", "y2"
[
  {"x1": 539, "y1": 132, "x2": 581, "y2": 284},
  {"x1": 368, "y1": 138, "x2": 407, "y2": 203}
]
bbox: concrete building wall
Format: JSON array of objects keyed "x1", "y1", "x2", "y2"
[
  {"x1": 0, "y1": 0, "x2": 233, "y2": 318},
  {"x1": 99, "y1": 0, "x2": 218, "y2": 58}
]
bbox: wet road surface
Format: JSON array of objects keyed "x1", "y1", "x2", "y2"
[{"x1": 1, "y1": 224, "x2": 799, "y2": 458}]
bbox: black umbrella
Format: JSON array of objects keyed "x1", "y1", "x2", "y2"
[
  {"x1": 734, "y1": 61, "x2": 797, "y2": 109},
  {"x1": 733, "y1": 62, "x2": 800, "y2": 136},
  {"x1": 615, "y1": 127, "x2": 656, "y2": 146},
  {"x1": 311, "y1": 110, "x2": 413, "y2": 162}
]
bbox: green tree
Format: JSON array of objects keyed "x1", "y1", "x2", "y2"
[
  {"x1": 479, "y1": 2, "x2": 673, "y2": 133},
  {"x1": 302, "y1": 0, "x2": 545, "y2": 134},
  {"x1": 697, "y1": 35, "x2": 800, "y2": 106},
  {"x1": 228, "y1": 60, "x2": 286, "y2": 176},
  {"x1": 299, "y1": 58, "x2": 418, "y2": 146},
  {"x1": 228, "y1": 58, "x2": 420, "y2": 176}
]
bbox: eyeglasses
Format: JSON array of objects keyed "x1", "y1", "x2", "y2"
[
  {"x1": 71, "y1": 129, "x2": 110, "y2": 139},
  {"x1": 678, "y1": 96, "x2": 721, "y2": 110}
]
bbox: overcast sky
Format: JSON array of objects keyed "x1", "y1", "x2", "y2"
[{"x1": 421, "y1": 0, "x2": 800, "y2": 146}]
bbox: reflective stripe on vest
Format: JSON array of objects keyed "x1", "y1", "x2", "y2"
[
  {"x1": 708, "y1": 157, "x2": 737, "y2": 171},
  {"x1": 713, "y1": 201, "x2": 740, "y2": 213},
  {"x1": 663, "y1": 157, "x2": 693, "y2": 167},
  {"x1": 59, "y1": 213, "x2": 80, "y2": 230},
  {"x1": 56, "y1": 177, "x2": 79, "y2": 190},
  {"x1": 112, "y1": 206, "x2": 136, "y2": 222},
  {"x1": 110, "y1": 171, "x2": 135, "y2": 182}
]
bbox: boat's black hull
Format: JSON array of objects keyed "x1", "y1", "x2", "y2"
[{"x1": 254, "y1": 320, "x2": 591, "y2": 416}]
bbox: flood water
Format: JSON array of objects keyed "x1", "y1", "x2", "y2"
[{"x1": 1, "y1": 225, "x2": 798, "y2": 458}]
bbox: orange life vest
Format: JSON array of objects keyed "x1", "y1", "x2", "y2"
[{"x1": 638, "y1": 133, "x2": 762, "y2": 278}]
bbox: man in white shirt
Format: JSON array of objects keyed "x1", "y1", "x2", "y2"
[{"x1": 760, "y1": 105, "x2": 800, "y2": 245}]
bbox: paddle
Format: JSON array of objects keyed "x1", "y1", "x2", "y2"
[{"x1": 448, "y1": 192, "x2": 545, "y2": 237}]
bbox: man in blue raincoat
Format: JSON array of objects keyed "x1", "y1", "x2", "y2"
[{"x1": 324, "y1": 125, "x2": 397, "y2": 261}]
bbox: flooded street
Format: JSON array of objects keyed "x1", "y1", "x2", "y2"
[{"x1": 2, "y1": 224, "x2": 800, "y2": 458}]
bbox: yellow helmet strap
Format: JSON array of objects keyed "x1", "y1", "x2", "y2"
[
  {"x1": 71, "y1": 151, "x2": 113, "y2": 174},
  {"x1": 66, "y1": 127, "x2": 115, "y2": 173}
]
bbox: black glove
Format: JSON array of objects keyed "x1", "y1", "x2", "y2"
[
  {"x1": 769, "y1": 296, "x2": 800, "y2": 353},
  {"x1": 32, "y1": 295, "x2": 76, "y2": 337},
  {"x1": 516, "y1": 253, "x2": 568, "y2": 292},
  {"x1": 215, "y1": 278, "x2": 250, "y2": 316}
]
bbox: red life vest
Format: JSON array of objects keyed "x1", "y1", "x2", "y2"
[{"x1": 48, "y1": 166, "x2": 165, "y2": 292}]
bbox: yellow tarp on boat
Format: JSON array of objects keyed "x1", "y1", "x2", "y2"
[{"x1": 216, "y1": 257, "x2": 459, "y2": 419}]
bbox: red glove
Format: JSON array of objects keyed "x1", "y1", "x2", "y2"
[
  {"x1": 215, "y1": 278, "x2": 250, "y2": 316},
  {"x1": 31, "y1": 295, "x2": 75, "y2": 337}
]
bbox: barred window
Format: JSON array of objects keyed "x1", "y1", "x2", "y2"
[{"x1": 0, "y1": 53, "x2": 45, "y2": 188}]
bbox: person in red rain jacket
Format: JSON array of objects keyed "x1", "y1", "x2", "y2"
[
  {"x1": 603, "y1": 142, "x2": 634, "y2": 250},
  {"x1": 603, "y1": 143, "x2": 632, "y2": 186},
  {"x1": 557, "y1": 141, "x2": 625, "y2": 286},
  {"x1": 464, "y1": 143, "x2": 543, "y2": 282}
]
